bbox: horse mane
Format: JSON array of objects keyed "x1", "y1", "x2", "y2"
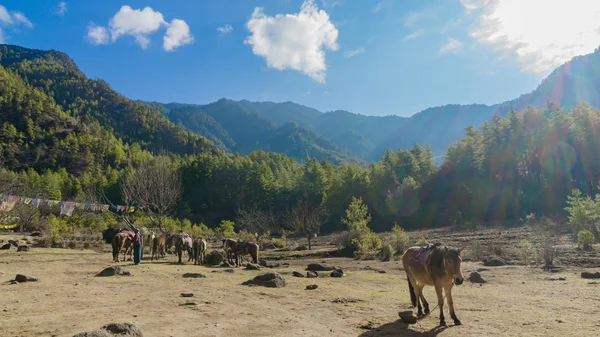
[{"x1": 428, "y1": 245, "x2": 461, "y2": 277}]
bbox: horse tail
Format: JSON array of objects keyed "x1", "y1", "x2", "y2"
[{"x1": 407, "y1": 275, "x2": 417, "y2": 307}]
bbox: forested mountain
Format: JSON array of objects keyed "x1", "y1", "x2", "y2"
[{"x1": 0, "y1": 45, "x2": 219, "y2": 159}]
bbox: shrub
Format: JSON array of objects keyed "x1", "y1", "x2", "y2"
[
  {"x1": 415, "y1": 236, "x2": 427, "y2": 246},
  {"x1": 47, "y1": 215, "x2": 70, "y2": 244},
  {"x1": 541, "y1": 242, "x2": 556, "y2": 266},
  {"x1": 381, "y1": 242, "x2": 394, "y2": 262},
  {"x1": 218, "y1": 220, "x2": 235, "y2": 238},
  {"x1": 340, "y1": 197, "x2": 382, "y2": 258},
  {"x1": 391, "y1": 223, "x2": 410, "y2": 255},
  {"x1": 469, "y1": 241, "x2": 485, "y2": 261},
  {"x1": 518, "y1": 240, "x2": 535, "y2": 265},
  {"x1": 578, "y1": 230, "x2": 595, "y2": 250}
]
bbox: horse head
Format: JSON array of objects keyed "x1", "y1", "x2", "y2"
[{"x1": 443, "y1": 247, "x2": 464, "y2": 285}]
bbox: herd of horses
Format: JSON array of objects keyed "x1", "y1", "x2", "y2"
[
  {"x1": 110, "y1": 229, "x2": 259, "y2": 267},
  {"x1": 109, "y1": 227, "x2": 464, "y2": 328}
]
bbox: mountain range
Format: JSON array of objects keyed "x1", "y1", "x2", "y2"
[{"x1": 2, "y1": 43, "x2": 600, "y2": 168}]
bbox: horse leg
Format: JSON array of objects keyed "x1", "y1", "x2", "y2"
[
  {"x1": 435, "y1": 285, "x2": 446, "y2": 326},
  {"x1": 445, "y1": 284, "x2": 461, "y2": 325},
  {"x1": 420, "y1": 291, "x2": 430, "y2": 315}
]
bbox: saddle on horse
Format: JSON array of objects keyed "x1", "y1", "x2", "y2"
[{"x1": 413, "y1": 242, "x2": 441, "y2": 266}]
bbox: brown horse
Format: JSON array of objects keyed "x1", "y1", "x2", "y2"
[
  {"x1": 402, "y1": 243, "x2": 464, "y2": 327},
  {"x1": 222, "y1": 238, "x2": 259, "y2": 266},
  {"x1": 193, "y1": 238, "x2": 207, "y2": 265},
  {"x1": 151, "y1": 235, "x2": 166, "y2": 261},
  {"x1": 173, "y1": 233, "x2": 193, "y2": 264},
  {"x1": 111, "y1": 231, "x2": 133, "y2": 262}
]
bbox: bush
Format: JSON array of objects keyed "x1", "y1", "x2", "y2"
[
  {"x1": 578, "y1": 230, "x2": 595, "y2": 250},
  {"x1": 47, "y1": 215, "x2": 70, "y2": 244},
  {"x1": 381, "y1": 242, "x2": 394, "y2": 261},
  {"x1": 541, "y1": 242, "x2": 556, "y2": 266},
  {"x1": 415, "y1": 236, "x2": 427, "y2": 246},
  {"x1": 262, "y1": 236, "x2": 286, "y2": 249},
  {"x1": 218, "y1": 220, "x2": 236, "y2": 238},
  {"x1": 391, "y1": 223, "x2": 410, "y2": 255},
  {"x1": 340, "y1": 197, "x2": 382, "y2": 258},
  {"x1": 518, "y1": 240, "x2": 535, "y2": 265},
  {"x1": 469, "y1": 241, "x2": 486, "y2": 261}
]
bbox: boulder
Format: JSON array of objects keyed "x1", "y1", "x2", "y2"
[
  {"x1": 482, "y1": 257, "x2": 507, "y2": 267},
  {"x1": 306, "y1": 263, "x2": 336, "y2": 271},
  {"x1": 182, "y1": 273, "x2": 206, "y2": 278},
  {"x1": 331, "y1": 268, "x2": 345, "y2": 278},
  {"x1": 581, "y1": 271, "x2": 600, "y2": 279},
  {"x1": 307, "y1": 271, "x2": 318, "y2": 278},
  {"x1": 292, "y1": 271, "x2": 305, "y2": 278},
  {"x1": 245, "y1": 263, "x2": 261, "y2": 270},
  {"x1": 242, "y1": 272, "x2": 287, "y2": 288},
  {"x1": 96, "y1": 267, "x2": 130, "y2": 277},
  {"x1": 205, "y1": 250, "x2": 226, "y2": 266},
  {"x1": 468, "y1": 271, "x2": 486, "y2": 284},
  {"x1": 17, "y1": 245, "x2": 30, "y2": 252},
  {"x1": 15, "y1": 274, "x2": 39, "y2": 282},
  {"x1": 259, "y1": 259, "x2": 281, "y2": 268},
  {"x1": 0, "y1": 243, "x2": 14, "y2": 250}
]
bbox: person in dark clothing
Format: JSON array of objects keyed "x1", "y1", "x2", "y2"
[{"x1": 132, "y1": 228, "x2": 143, "y2": 265}]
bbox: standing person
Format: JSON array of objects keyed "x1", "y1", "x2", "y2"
[{"x1": 133, "y1": 228, "x2": 143, "y2": 265}]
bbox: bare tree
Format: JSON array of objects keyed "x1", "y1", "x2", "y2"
[
  {"x1": 100, "y1": 156, "x2": 183, "y2": 233},
  {"x1": 235, "y1": 207, "x2": 278, "y2": 241},
  {"x1": 284, "y1": 199, "x2": 324, "y2": 250}
]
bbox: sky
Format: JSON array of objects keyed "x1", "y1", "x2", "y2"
[{"x1": 1, "y1": 0, "x2": 600, "y2": 117}]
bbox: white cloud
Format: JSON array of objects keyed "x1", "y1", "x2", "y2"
[
  {"x1": 87, "y1": 6, "x2": 193, "y2": 51},
  {"x1": 374, "y1": 1, "x2": 388, "y2": 13},
  {"x1": 108, "y1": 6, "x2": 166, "y2": 49},
  {"x1": 217, "y1": 24, "x2": 233, "y2": 35},
  {"x1": 245, "y1": 0, "x2": 339, "y2": 83},
  {"x1": 0, "y1": 5, "x2": 33, "y2": 28},
  {"x1": 0, "y1": 28, "x2": 4, "y2": 44},
  {"x1": 468, "y1": 0, "x2": 600, "y2": 73},
  {"x1": 57, "y1": 2, "x2": 67, "y2": 16},
  {"x1": 87, "y1": 22, "x2": 109, "y2": 45},
  {"x1": 343, "y1": 47, "x2": 364, "y2": 58},
  {"x1": 403, "y1": 11, "x2": 422, "y2": 27},
  {"x1": 439, "y1": 38, "x2": 463, "y2": 54},
  {"x1": 403, "y1": 29, "x2": 423, "y2": 41},
  {"x1": 163, "y1": 19, "x2": 194, "y2": 51},
  {"x1": 459, "y1": 0, "x2": 489, "y2": 13}
]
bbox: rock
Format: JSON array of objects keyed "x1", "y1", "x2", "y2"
[
  {"x1": 180, "y1": 293, "x2": 194, "y2": 297},
  {"x1": 10, "y1": 280, "x2": 19, "y2": 285},
  {"x1": 359, "y1": 322, "x2": 375, "y2": 330},
  {"x1": 468, "y1": 271, "x2": 486, "y2": 284},
  {"x1": 306, "y1": 284, "x2": 318, "y2": 290},
  {"x1": 242, "y1": 272, "x2": 287, "y2": 288},
  {"x1": 15, "y1": 274, "x2": 39, "y2": 282},
  {"x1": 16, "y1": 245, "x2": 30, "y2": 252},
  {"x1": 482, "y1": 257, "x2": 507, "y2": 267},
  {"x1": 8, "y1": 240, "x2": 20, "y2": 247},
  {"x1": 73, "y1": 322, "x2": 143, "y2": 337},
  {"x1": 51, "y1": 242, "x2": 64, "y2": 248},
  {"x1": 180, "y1": 302, "x2": 198, "y2": 306},
  {"x1": 245, "y1": 263, "x2": 261, "y2": 270},
  {"x1": 96, "y1": 267, "x2": 130, "y2": 277},
  {"x1": 331, "y1": 268, "x2": 345, "y2": 278},
  {"x1": 30, "y1": 232, "x2": 43, "y2": 237},
  {"x1": 263, "y1": 243, "x2": 277, "y2": 250},
  {"x1": 544, "y1": 276, "x2": 566, "y2": 281},
  {"x1": 377, "y1": 270, "x2": 387, "y2": 274},
  {"x1": 295, "y1": 245, "x2": 308, "y2": 251},
  {"x1": 205, "y1": 250, "x2": 226, "y2": 266},
  {"x1": 0, "y1": 243, "x2": 13, "y2": 250},
  {"x1": 398, "y1": 311, "x2": 417, "y2": 324},
  {"x1": 292, "y1": 271, "x2": 305, "y2": 278},
  {"x1": 307, "y1": 271, "x2": 318, "y2": 278},
  {"x1": 306, "y1": 263, "x2": 337, "y2": 271},
  {"x1": 182, "y1": 273, "x2": 206, "y2": 278},
  {"x1": 258, "y1": 260, "x2": 281, "y2": 268},
  {"x1": 581, "y1": 272, "x2": 600, "y2": 279}
]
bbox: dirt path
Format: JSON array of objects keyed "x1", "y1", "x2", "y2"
[{"x1": 1, "y1": 244, "x2": 600, "y2": 336}]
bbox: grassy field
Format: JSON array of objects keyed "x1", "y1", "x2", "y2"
[{"x1": 1, "y1": 226, "x2": 599, "y2": 337}]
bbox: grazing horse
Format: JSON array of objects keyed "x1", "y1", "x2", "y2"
[
  {"x1": 151, "y1": 235, "x2": 166, "y2": 261},
  {"x1": 402, "y1": 243, "x2": 464, "y2": 327},
  {"x1": 193, "y1": 238, "x2": 208, "y2": 265},
  {"x1": 222, "y1": 238, "x2": 259, "y2": 266},
  {"x1": 111, "y1": 231, "x2": 133, "y2": 262},
  {"x1": 222, "y1": 238, "x2": 238, "y2": 264},
  {"x1": 173, "y1": 233, "x2": 194, "y2": 264}
]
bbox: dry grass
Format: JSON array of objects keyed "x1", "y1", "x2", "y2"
[{"x1": 1, "y1": 226, "x2": 600, "y2": 337}]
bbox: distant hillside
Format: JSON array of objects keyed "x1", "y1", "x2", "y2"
[{"x1": 0, "y1": 44, "x2": 219, "y2": 158}]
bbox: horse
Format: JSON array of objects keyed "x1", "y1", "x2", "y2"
[
  {"x1": 222, "y1": 238, "x2": 259, "y2": 266},
  {"x1": 221, "y1": 238, "x2": 238, "y2": 264},
  {"x1": 111, "y1": 231, "x2": 133, "y2": 262},
  {"x1": 173, "y1": 233, "x2": 194, "y2": 264},
  {"x1": 193, "y1": 238, "x2": 208, "y2": 265},
  {"x1": 402, "y1": 243, "x2": 464, "y2": 327},
  {"x1": 151, "y1": 235, "x2": 166, "y2": 261}
]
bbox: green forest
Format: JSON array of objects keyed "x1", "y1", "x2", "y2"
[{"x1": 1, "y1": 44, "x2": 600, "y2": 250}]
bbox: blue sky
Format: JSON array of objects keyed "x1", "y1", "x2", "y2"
[{"x1": 1, "y1": 0, "x2": 599, "y2": 117}]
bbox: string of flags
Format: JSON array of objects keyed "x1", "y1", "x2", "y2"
[{"x1": 0, "y1": 193, "x2": 138, "y2": 217}]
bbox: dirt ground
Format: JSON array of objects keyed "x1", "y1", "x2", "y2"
[{"x1": 1, "y1": 228, "x2": 600, "y2": 337}]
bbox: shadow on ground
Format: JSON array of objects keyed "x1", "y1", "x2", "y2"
[{"x1": 358, "y1": 320, "x2": 448, "y2": 337}]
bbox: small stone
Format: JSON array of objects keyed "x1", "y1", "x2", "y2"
[
  {"x1": 245, "y1": 263, "x2": 261, "y2": 270},
  {"x1": 399, "y1": 311, "x2": 417, "y2": 324},
  {"x1": 182, "y1": 273, "x2": 206, "y2": 278},
  {"x1": 292, "y1": 271, "x2": 305, "y2": 278},
  {"x1": 181, "y1": 293, "x2": 194, "y2": 297},
  {"x1": 581, "y1": 272, "x2": 600, "y2": 279},
  {"x1": 468, "y1": 271, "x2": 486, "y2": 284},
  {"x1": 15, "y1": 274, "x2": 39, "y2": 282},
  {"x1": 331, "y1": 268, "x2": 345, "y2": 278},
  {"x1": 242, "y1": 272, "x2": 287, "y2": 288},
  {"x1": 307, "y1": 271, "x2": 318, "y2": 278},
  {"x1": 180, "y1": 302, "x2": 198, "y2": 306},
  {"x1": 544, "y1": 276, "x2": 566, "y2": 281},
  {"x1": 306, "y1": 284, "x2": 318, "y2": 290},
  {"x1": 17, "y1": 245, "x2": 30, "y2": 252}
]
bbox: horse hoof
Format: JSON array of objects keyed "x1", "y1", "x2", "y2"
[
  {"x1": 439, "y1": 320, "x2": 447, "y2": 327},
  {"x1": 454, "y1": 319, "x2": 462, "y2": 326}
]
